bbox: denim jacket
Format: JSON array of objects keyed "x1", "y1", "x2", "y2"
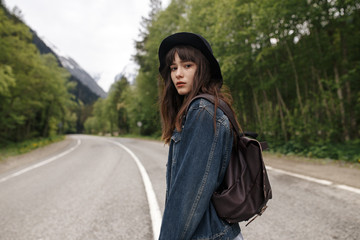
[{"x1": 159, "y1": 98, "x2": 240, "y2": 240}]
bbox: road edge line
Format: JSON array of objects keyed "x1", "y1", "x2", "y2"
[
  {"x1": 335, "y1": 184, "x2": 360, "y2": 195},
  {"x1": 266, "y1": 166, "x2": 360, "y2": 195},
  {"x1": 0, "y1": 139, "x2": 81, "y2": 184},
  {"x1": 108, "y1": 140, "x2": 162, "y2": 240}
]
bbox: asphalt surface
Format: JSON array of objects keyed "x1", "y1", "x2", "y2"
[{"x1": 0, "y1": 135, "x2": 359, "y2": 240}]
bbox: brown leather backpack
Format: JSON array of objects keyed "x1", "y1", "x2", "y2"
[{"x1": 191, "y1": 94, "x2": 272, "y2": 225}]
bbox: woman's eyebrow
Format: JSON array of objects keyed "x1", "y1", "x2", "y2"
[
  {"x1": 171, "y1": 59, "x2": 192, "y2": 65},
  {"x1": 179, "y1": 60, "x2": 192, "y2": 63}
]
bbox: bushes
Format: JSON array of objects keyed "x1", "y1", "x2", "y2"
[{"x1": 271, "y1": 140, "x2": 360, "y2": 163}]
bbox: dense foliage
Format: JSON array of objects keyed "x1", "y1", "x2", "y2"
[
  {"x1": 0, "y1": 3, "x2": 77, "y2": 145},
  {"x1": 89, "y1": 0, "x2": 359, "y2": 161},
  {"x1": 84, "y1": 75, "x2": 132, "y2": 135}
]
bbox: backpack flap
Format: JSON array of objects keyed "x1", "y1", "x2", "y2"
[{"x1": 212, "y1": 137, "x2": 272, "y2": 223}]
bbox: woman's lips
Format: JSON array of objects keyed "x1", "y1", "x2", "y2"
[{"x1": 176, "y1": 81, "x2": 185, "y2": 87}]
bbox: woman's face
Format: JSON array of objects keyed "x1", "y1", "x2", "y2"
[{"x1": 170, "y1": 52, "x2": 197, "y2": 96}]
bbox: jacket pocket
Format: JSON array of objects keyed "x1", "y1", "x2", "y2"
[
  {"x1": 169, "y1": 131, "x2": 182, "y2": 184},
  {"x1": 171, "y1": 130, "x2": 182, "y2": 143},
  {"x1": 170, "y1": 131, "x2": 182, "y2": 162}
]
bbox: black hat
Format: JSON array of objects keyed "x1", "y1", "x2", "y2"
[{"x1": 158, "y1": 32, "x2": 223, "y2": 85}]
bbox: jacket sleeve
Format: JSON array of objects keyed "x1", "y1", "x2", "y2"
[{"x1": 159, "y1": 102, "x2": 233, "y2": 240}]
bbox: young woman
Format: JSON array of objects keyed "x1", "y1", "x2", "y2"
[{"x1": 158, "y1": 32, "x2": 243, "y2": 240}]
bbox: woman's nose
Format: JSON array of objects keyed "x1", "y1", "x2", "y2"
[{"x1": 175, "y1": 67, "x2": 183, "y2": 78}]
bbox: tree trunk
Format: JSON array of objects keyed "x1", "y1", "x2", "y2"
[
  {"x1": 322, "y1": 71, "x2": 337, "y2": 115},
  {"x1": 266, "y1": 69, "x2": 289, "y2": 141},
  {"x1": 334, "y1": 64, "x2": 349, "y2": 141},
  {"x1": 340, "y1": 25, "x2": 356, "y2": 138},
  {"x1": 252, "y1": 88, "x2": 262, "y2": 130},
  {"x1": 285, "y1": 41, "x2": 304, "y2": 114},
  {"x1": 312, "y1": 66, "x2": 332, "y2": 121},
  {"x1": 42, "y1": 105, "x2": 52, "y2": 137},
  {"x1": 276, "y1": 87, "x2": 288, "y2": 142},
  {"x1": 266, "y1": 69, "x2": 290, "y2": 115}
]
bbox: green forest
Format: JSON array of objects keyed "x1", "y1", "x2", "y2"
[
  {"x1": 1, "y1": 0, "x2": 359, "y2": 162},
  {"x1": 0, "y1": 3, "x2": 77, "y2": 145}
]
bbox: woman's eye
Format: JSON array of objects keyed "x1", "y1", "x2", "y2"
[
  {"x1": 170, "y1": 66, "x2": 177, "y2": 71},
  {"x1": 185, "y1": 64, "x2": 192, "y2": 68}
]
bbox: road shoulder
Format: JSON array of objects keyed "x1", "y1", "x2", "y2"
[
  {"x1": 0, "y1": 136, "x2": 74, "y2": 174},
  {"x1": 264, "y1": 152, "x2": 360, "y2": 189}
]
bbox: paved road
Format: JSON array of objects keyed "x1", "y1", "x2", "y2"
[{"x1": 0, "y1": 135, "x2": 359, "y2": 240}]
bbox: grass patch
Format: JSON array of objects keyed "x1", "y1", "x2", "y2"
[
  {"x1": 269, "y1": 139, "x2": 360, "y2": 163},
  {"x1": 0, "y1": 135, "x2": 65, "y2": 161}
]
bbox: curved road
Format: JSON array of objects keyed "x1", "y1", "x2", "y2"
[{"x1": 0, "y1": 135, "x2": 359, "y2": 240}]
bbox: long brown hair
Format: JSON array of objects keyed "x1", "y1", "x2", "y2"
[{"x1": 159, "y1": 45, "x2": 240, "y2": 144}]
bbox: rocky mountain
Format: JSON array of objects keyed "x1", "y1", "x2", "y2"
[{"x1": 31, "y1": 30, "x2": 107, "y2": 104}]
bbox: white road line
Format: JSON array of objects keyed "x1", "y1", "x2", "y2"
[
  {"x1": 266, "y1": 166, "x2": 333, "y2": 185},
  {"x1": 108, "y1": 140, "x2": 162, "y2": 240},
  {"x1": 266, "y1": 166, "x2": 360, "y2": 195},
  {"x1": 336, "y1": 184, "x2": 360, "y2": 195},
  {"x1": 0, "y1": 139, "x2": 81, "y2": 184}
]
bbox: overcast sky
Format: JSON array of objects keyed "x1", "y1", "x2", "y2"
[{"x1": 3, "y1": 0, "x2": 170, "y2": 92}]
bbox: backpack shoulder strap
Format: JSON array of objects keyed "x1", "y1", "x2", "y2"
[
  {"x1": 190, "y1": 94, "x2": 241, "y2": 136},
  {"x1": 190, "y1": 94, "x2": 268, "y2": 150}
]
